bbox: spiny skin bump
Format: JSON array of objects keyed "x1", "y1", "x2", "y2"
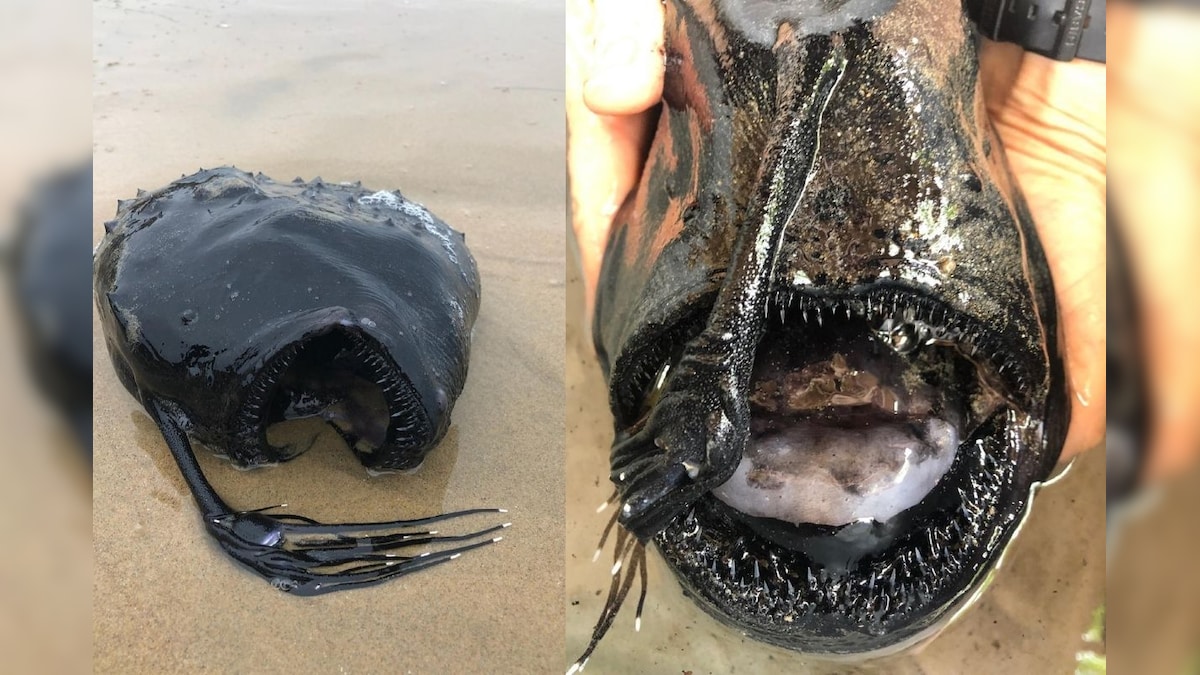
[
  {"x1": 95, "y1": 166, "x2": 480, "y2": 472},
  {"x1": 589, "y1": 0, "x2": 1067, "y2": 657}
]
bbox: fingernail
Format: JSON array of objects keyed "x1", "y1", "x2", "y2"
[{"x1": 594, "y1": 38, "x2": 637, "y2": 67}]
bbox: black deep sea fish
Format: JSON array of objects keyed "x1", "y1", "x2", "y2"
[
  {"x1": 95, "y1": 167, "x2": 507, "y2": 595},
  {"x1": 5, "y1": 162, "x2": 93, "y2": 458},
  {"x1": 575, "y1": 0, "x2": 1068, "y2": 665}
]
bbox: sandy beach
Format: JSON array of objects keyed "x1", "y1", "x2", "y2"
[{"x1": 92, "y1": 1, "x2": 565, "y2": 672}]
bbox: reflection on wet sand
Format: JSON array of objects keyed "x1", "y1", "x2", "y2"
[{"x1": 130, "y1": 410, "x2": 466, "y2": 522}]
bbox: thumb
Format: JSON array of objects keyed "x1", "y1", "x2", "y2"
[{"x1": 584, "y1": 0, "x2": 665, "y2": 115}]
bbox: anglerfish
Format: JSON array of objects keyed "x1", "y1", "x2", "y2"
[
  {"x1": 574, "y1": 0, "x2": 1068, "y2": 664},
  {"x1": 7, "y1": 161, "x2": 93, "y2": 458},
  {"x1": 95, "y1": 167, "x2": 507, "y2": 595}
]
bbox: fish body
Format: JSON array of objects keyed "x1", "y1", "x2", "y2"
[{"x1": 95, "y1": 167, "x2": 503, "y2": 595}]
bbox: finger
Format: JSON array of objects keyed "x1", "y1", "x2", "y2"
[
  {"x1": 584, "y1": 0, "x2": 665, "y2": 115},
  {"x1": 566, "y1": 0, "x2": 662, "y2": 308},
  {"x1": 568, "y1": 108, "x2": 657, "y2": 303}
]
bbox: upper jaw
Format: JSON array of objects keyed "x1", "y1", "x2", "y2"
[{"x1": 764, "y1": 282, "x2": 1042, "y2": 405}]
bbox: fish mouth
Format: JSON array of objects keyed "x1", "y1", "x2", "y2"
[
  {"x1": 235, "y1": 324, "x2": 431, "y2": 471},
  {"x1": 615, "y1": 284, "x2": 1047, "y2": 653}
]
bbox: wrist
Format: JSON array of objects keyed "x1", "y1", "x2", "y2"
[{"x1": 966, "y1": 0, "x2": 1106, "y2": 63}]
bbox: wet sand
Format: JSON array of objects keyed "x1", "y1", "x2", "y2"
[
  {"x1": 93, "y1": 1, "x2": 564, "y2": 672},
  {"x1": 564, "y1": 245, "x2": 1105, "y2": 673}
]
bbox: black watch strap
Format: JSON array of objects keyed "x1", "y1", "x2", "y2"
[{"x1": 965, "y1": 0, "x2": 1106, "y2": 63}]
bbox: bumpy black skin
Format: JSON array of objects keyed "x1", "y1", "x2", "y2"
[
  {"x1": 7, "y1": 162, "x2": 93, "y2": 457},
  {"x1": 593, "y1": 0, "x2": 1068, "y2": 655},
  {"x1": 95, "y1": 167, "x2": 479, "y2": 472}
]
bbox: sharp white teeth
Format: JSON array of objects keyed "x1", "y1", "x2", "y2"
[
  {"x1": 652, "y1": 364, "x2": 670, "y2": 393},
  {"x1": 682, "y1": 461, "x2": 701, "y2": 479},
  {"x1": 817, "y1": 311, "x2": 823, "y2": 327}
]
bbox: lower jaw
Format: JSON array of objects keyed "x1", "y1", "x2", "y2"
[
  {"x1": 258, "y1": 416, "x2": 431, "y2": 474},
  {"x1": 653, "y1": 505, "x2": 973, "y2": 656},
  {"x1": 656, "y1": 465, "x2": 1054, "y2": 660},
  {"x1": 360, "y1": 441, "x2": 433, "y2": 472},
  {"x1": 651, "y1": 430, "x2": 1024, "y2": 655}
]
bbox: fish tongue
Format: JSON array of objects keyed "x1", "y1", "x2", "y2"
[{"x1": 711, "y1": 417, "x2": 960, "y2": 527}]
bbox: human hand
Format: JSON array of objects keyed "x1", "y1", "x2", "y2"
[
  {"x1": 978, "y1": 40, "x2": 1106, "y2": 462},
  {"x1": 566, "y1": 0, "x2": 663, "y2": 315},
  {"x1": 566, "y1": 0, "x2": 1108, "y2": 463}
]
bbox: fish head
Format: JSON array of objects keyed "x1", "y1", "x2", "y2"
[{"x1": 592, "y1": 0, "x2": 1068, "y2": 654}]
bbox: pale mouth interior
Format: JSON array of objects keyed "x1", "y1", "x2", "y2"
[{"x1": 712, "y1": 322, "x2": 964, "y2": 528}]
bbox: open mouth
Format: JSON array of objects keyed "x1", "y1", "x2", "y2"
[
  {"x1": 236, "y1": 325, "x2": 431, "y2": 471},
  {"x1": 615, "y1": 285, "x2": 1041, "y2": 652}
]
